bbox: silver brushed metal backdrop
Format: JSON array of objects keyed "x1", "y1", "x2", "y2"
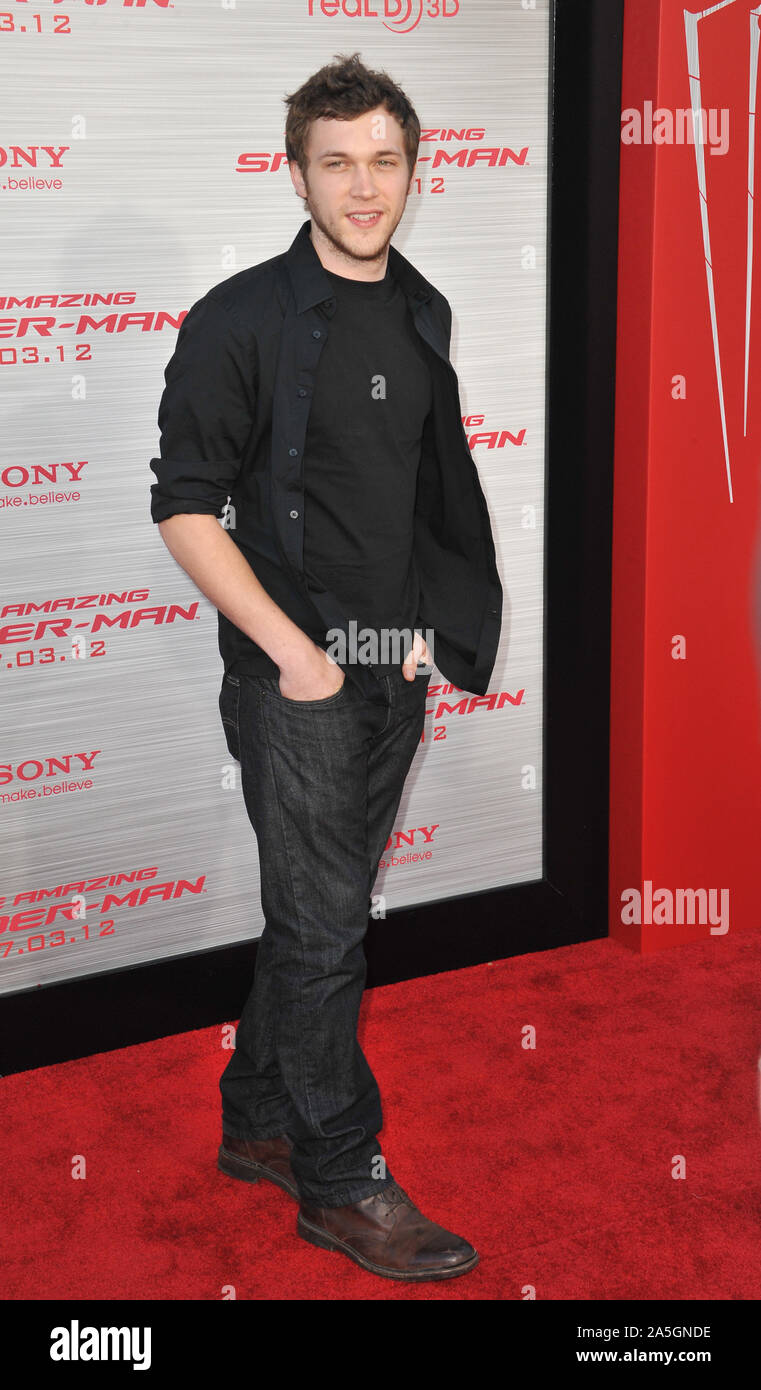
[{"x1": 0, "y1": 0, "x2": 548, "y2": 992}]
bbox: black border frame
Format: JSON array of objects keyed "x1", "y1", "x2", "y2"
[{"x1": 1, "y1": 0, "x2": 624, "y2": 1075}]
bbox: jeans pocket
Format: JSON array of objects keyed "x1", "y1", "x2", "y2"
[
  {"x1": 266, "y1": 674, "x2": 349, "y2": 708},
  {"x1": 219, "y1": 673, "x2": 241, "y2": 761}
]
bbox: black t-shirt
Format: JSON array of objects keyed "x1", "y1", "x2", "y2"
[{"x1": 302, "y1": 261, "x2": 433, "y2": 675}]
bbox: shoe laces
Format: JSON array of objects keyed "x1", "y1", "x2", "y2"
[{"x1": 379, "y1": 1182, "x2": 411, "y2": 1211}]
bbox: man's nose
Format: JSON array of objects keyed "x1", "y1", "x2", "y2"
[{"x1": 349, "y1": 165, "x2": 378, "y2": 197}]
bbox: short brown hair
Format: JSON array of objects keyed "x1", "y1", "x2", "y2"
[{"x1": 284, "y1": 52, "x2": 420, "y2": 182}]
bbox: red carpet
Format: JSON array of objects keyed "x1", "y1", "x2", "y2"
[{"x1": 3, "y1": 930, "x2": 761, "y2": 1301}]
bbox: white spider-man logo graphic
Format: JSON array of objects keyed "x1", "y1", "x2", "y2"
[{"x1": 685, "y1": 0, "x2": 761, "y2": 503}]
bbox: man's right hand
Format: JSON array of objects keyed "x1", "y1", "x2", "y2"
[
  {"x1": 277, "y1": 642, "x2": 345, "y2": 702},
  {"x1": 156, "y1": 516, "x2": 346, "y2": 702}
]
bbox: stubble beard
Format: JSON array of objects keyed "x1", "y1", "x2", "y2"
[{"x1": 303, "y1": 182, "x2": 408, "y2": 269}]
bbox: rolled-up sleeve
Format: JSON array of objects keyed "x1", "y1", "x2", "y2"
[{"x1": 149, "y1": 293, "x2": 257, "y2": 524}]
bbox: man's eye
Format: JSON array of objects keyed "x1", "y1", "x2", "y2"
[{"x1": 324, "y1": 159, "x2": 397, "y2": 168}]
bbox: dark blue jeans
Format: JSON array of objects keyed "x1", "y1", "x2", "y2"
[{"x1": 217, "y1": 664, "x2": 431, "y2": 1207}]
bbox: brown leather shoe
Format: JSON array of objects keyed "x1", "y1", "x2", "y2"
[
  {"x1": 297, "y1": 1181, "x2": 479, "y2": 1282},
  {"x1": 218, "y1": 1132, "x2": 299, "y2": 1200}
]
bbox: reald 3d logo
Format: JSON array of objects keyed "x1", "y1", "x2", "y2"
[{"x1": 306, "y1": 0, "x2": 459, "y2": 34}]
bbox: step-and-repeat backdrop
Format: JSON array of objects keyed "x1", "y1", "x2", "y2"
[{"x1": 1, "y1": 0, "x2": 549, "y2": 993}]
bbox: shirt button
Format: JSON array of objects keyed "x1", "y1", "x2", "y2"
[
  {"x1": 288, "y1": 447, "x2": 298, "y2": 456},
  {"x1": 298, "y1": 388, "x2": 308, "y2": 397},
  {"x1": 312, "y1": 330, "x2": 321, "y2": 339},
  {"x1": 289, "y1": 509, "x2": 299, "y2": 519}
]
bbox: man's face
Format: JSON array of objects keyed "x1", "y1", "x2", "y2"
[{"x1": 289, "y1": 105, "x2": 416, "y2": 274}]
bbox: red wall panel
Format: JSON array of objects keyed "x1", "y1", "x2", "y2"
[{"x1": 611, "y1": 0, "x2": 761, "y2": 951}]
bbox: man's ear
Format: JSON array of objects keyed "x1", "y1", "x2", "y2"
[{"x1": 288, "y1": 159, "x2": 307, "y2": 201}]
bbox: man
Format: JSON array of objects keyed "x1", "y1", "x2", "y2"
[{"x1": 149, "y1": 51, "x2": 502, "y2": 1283}]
